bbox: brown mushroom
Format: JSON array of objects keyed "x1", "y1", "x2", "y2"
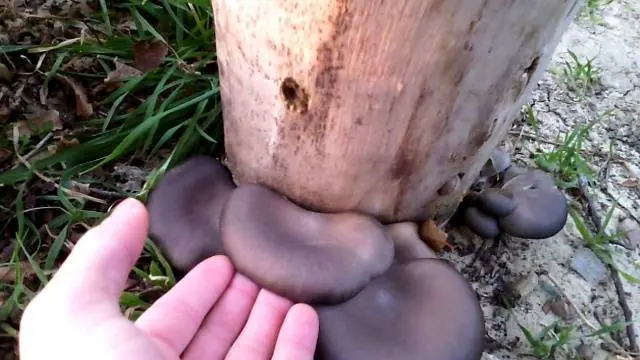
[
  {"x1": 479, "y1": 147, "x2": 511, "y2": 178},
  {"x1": 497, "y1": 169, "x2": 568, "y2": 239},
  {"x1": 461, "y1": 164, "x2": 567, "y2": 240},
  {"x1": 219, "y1": 183, "x2": 394, "y2": 305},
  {"x1": 471, "y1": 189, "x2": 517, "y2": 218},
  {"x1": 147, "y1": 156, "x2": 236, "y2": 273},
  {"x1": 314, "y1": 258, "x2": 485, "y2": 360},
  {"x1": 462, "y1": 206, "x2": 501, "y2": 239}
]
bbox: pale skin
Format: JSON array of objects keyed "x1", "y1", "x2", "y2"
[{"x1": 19, "y1": 198, "x2": 319, "y2": 360}]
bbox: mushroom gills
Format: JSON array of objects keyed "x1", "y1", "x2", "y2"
[
  {"x1": 314, "y1": 259, "x2": 485, "y2": 360},
  {"x1": 147, "y1": 156, "x2": 236, "y2": 273},
  {"x1": 220, "y1": 184, "x2": 394, "y2": 305}
]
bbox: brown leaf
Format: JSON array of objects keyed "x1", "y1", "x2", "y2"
[
  {"x1": 8, "y1": 109, "x2": 62, "y2": 138},
  {"x1": 419, "y1": 219, "x2": 453, "y2": 253},
  {"x1": 0, "y1": 62, "x2": 13, "y2": 82},
  {"x1": 47, "y1": 136, "x2": 80, "y2": 154},
  {"x1": 0, "y1": 148, "x2": 11, "y2": 161},
  {"x1": 133, "y1": 40, "x2": 169, "y2": 71},
  {"x1": 617, "y1": 218, "x2": 640, "y2": 250},
  {"x1": 0, "y1": 106, "x2": 11, "y2": 124},
  {"x1": 619, "y1": 179, "x2": 640, "y2": 188},
  {"x1": 0, "y1": 292, "x2": 7, "y2": 308},
  {"x1": 55, "y1": 74, "x2": 93, "y2": 119},
  {"x1": 105, "y1": 61, "x2": 144, "y2": 85},
  {"x1": 543, "y1": 298, "x2": 575, "y2": 320},
  {"x1": 70, "y1": 181, "x2": 91, "y2": 195},
  {"x1": 0, "y1": 262, "x2": 34, "y2": 283},
  {"x1": 61, "y1": 56, "x2": 96, "y2": 73}
]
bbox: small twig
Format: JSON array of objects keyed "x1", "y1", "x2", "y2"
[
  {"x1": 10, "y1": 132, "x2": 53, "y2": 169},
  {"x1": 578, "y1": 177, "x2": 640, "y2": 355},
  {"x1": 69, "y1": 181, "x2": 127, "y2": 200},
  {"x1": 509, "y1": 130, "x2": 628, "y2": 162},
  {"x1": 594, "y1": 311, "x2": 626, "y2": 347},
  {"x1": 466, "y1": 236, "x2": 490, "y2": 270},
  {"x1": 544, "y1": 273, "x2": 598, "y2": 330},
  {"x1": 509, "y1": 130, "x2": 565, "y2": 147},
  {"x1": 12, "y1": 126, "x2": 106, "y2": 205},
  {"x1": 543, "y1": 272, "x2": 635, "y2": 357},
  {"x1": 598, "y1": 142, "x2": 614, "y2": 182}
]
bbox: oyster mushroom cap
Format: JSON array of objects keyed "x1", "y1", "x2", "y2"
[
  {"x1": 315, "y1": 259, "x2": 485, "y2": 360},
  {"x1": 147, "y1": 156, "x2": 236, "y2": 273},
  {"x1": 498, "y1": 169, "x2": 568, "y2": 239},
  {"x1": 220, "y1": 183, "x2": 394, "y2": 305}
]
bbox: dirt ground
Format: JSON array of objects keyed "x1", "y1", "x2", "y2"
[
  {"x1": 443, "y1": 1, "x2": 640, "y2": 359},
  {"x1": 0, "y1": 1, "x2": 639, "y2": 360}
]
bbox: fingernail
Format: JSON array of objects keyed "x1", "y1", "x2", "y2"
[{"x1": 106, "y1": 197, "x2": 141, "y2": 217}]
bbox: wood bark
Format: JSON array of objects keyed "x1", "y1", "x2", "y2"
[{"x1": 212, "y1": 0, "x2": 582, "y2": 224}]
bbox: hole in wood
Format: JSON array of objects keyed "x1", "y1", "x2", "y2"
[
  {"x1": 281, "y1": 77, "x2": 309, "y2": 113},
  {"x1": 524, "y1": 56, "x2": 540, "y2": 86},
  {"x1": 438, "y1": 173, "x2": 464, "y2": 196}
]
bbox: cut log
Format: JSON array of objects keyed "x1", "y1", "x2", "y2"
[{"x1": 212, "y1": 0, "x2": 582, "y2": 224}]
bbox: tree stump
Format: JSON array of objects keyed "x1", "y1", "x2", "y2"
[{"x1": 212, "y1": 0, "x2": 582, "y2": 224}]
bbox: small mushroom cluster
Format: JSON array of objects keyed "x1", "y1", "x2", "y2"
[
  {"x1": 459, "y1": 148, "x2": 569, "y2": 239},
  {"x1": 147, "y1": 155, "x2": 485, "y2": 360}
]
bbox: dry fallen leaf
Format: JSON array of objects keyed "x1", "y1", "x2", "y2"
[
  {"x1": 105, "y1": 61, "x2": 144, "y2": 85},
  {"x1": 133, "y1": 40, "x2": 169, "y2": 71},
  {"x1": 0, "y1": 62, "x2": 13, "y2": 82},
  {"x1": 0, "y1": 148, "x2": 11, "y2": 161},
  {"x1": 0, "y1": 261, "x2": 34, "y2": 283},
  {"x1": 419, "y1": 219, "x2": 453, "y2": 253},
  {"x1": 70, "y1": 181, "x2": 91, "y2": 195},
  {"x1": 619, "y1": 179, "x2": 640, "y2": 188},
  {"x1": 617, "y1": 218, "x2": 640, "y2": 250},
  {"x1": 543, "y1": 298, "x2": 575, "y2": 320},
  {"x1": 62, "y1": 56, "x2": 97, "y2": 73},
  {"x1": 55, "y1": 74, "x2": 94, "y2": 119},
  {"x1": 0, "y1": 106, "x2": 11, "y2": 124},
  {"x1": 8, "y1": 109, "x2": 62, "y2": 138},
  {"x1": 47, "y1": 136, "x2": 80, "y2": 154}
]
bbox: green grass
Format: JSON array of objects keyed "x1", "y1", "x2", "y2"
[
  {"x1": 529, "y1": 107, "x2": 615, "y2": 190},
  {"x1": 518, "y1": 320, "x2": 575, "y2": 359},
  {"x1": 529, "y1": 106, "x2": 597, "y2": 190},
  {"x1": 534, "y1": 121, "x2": 596, "y2": 190},
  {"x1": 0, "y1": 0, "x2": 220, "y2": 332},
  {"x1": 580, "y1": 0, "x2": 615, "y2": 24},
  {"x1": 558, "y1": 50, "x2": 600, "y2": 97},
  {"x1": 569, "y1": 206, "x2": 640, "y2": 285},
  {"x1": 517, "y1": 317, "x2": 633, "y2": 359}
]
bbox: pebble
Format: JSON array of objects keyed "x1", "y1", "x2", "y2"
[
  {"x1": 570, "y1": 248, "x2": 609, "y2": 285},
  {"x1": 503, "y1": 272, "x2": 538, "y2": 302}
]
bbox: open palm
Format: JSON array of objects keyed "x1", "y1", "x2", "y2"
[{"x1": 19, "y1": 199, "x2": 319, "y2": 360}]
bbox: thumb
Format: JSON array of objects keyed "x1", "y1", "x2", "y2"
[{"x1": 47, "y1": 197, "x2": 149, "y2": 301}]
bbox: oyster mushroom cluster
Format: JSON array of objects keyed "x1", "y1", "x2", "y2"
[
  {"x1": 459, "y1": 148, "x2": 569, "y2": 239},
  {"x1": 147, "y1": 155, "x2": 485, "y2": 360}
]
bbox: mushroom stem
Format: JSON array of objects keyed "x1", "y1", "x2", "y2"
[{"x1": 385, "y1": 222, "x2": 436, "y2": 263}]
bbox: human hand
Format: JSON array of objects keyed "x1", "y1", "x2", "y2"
[{"x1": 19, "y1": 198, "x2": 319, "y2": 360}]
